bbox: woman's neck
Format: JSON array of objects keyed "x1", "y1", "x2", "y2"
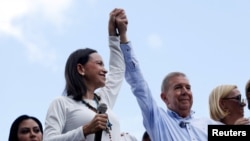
[{"x1": 82, "y1": 91, "x2": 95, "y2": 99}]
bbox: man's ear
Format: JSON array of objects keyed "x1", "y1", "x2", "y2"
[
  {"x1": 161, "y1": 92, "x2": 168, "y2": 104},
  {"x1": 77, "y1": 64, "x2": 85, "y2": 76}
]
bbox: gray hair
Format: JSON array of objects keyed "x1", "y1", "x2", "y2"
[{"x1": 161, "y1": 72, "x2": 187, "y2": 92}]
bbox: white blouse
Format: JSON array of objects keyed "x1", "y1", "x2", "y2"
[{"x1": 43, "y1": 36, "x2": 125, "y2": 141}]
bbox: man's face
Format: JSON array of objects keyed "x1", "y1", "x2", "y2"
[{"x1": 162, "y1": 75, "x2": 193, "y2": 116}]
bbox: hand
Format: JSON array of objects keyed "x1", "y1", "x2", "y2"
[
  {"x1": 115, "y1": 9, "x2": 128, "y2": 36},
  {"x1": 82, "y1": 114, "x2": 108, "y2": 136},
  {"x1": 108, "y1": 8, "x2": 124, "y2": 36},
  {"x1": 234, "y1": 117, "x2": 250, "y2": 125}
]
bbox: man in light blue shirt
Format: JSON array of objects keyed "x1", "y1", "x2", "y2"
[{"x1": 120, "y1": 44, "x2": 218, "y2": 141}]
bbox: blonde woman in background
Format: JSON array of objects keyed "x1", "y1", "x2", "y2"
[{"x1": 209, "y1": 84, "x2": 250, "y2": 125}]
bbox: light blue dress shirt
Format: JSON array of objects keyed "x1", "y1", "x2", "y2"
[{"x1": 120, "y1": 42, "x2": 218, "y2": 141}]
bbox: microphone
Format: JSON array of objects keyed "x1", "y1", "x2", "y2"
[
  {"x1": 97, "y1": 103, "x2": 108, "y2": 114},
  {"x1": 94, "y1": 103, "x2": 108, "y2": 141},
  {"x1": 179, "y1": 121, "x2": 188, "y2": 128}
]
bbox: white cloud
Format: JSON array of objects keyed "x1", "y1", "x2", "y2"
[
  {"x1": 0, "y1": 0, "x2": 73, "y2": 70},
  {"x1": 0, "y1": 0, "x2": 30, "y2": 37},
  {"x1": 147, "y1": 33, "x2": 163, "y2": 49},
  {"x1": 0, "y1": 0, "x2": 73, "y2": 35},
  {"x1": 36, "y1": 0, "x2": 73, "y2": 28},
  {"x1": 24, "y1": 40, "x2": 58, "y2": 72}
]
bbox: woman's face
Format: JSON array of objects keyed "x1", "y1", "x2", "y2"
[
  {"x1": 17, "y1": 119, "x2": 42, "y2": 141},
  {"x1": 82, "y1": 53, "x2": 107, "y2": 88},
  {"x1": 223, "y1": 88, "x2": 245, "y2": 120}
]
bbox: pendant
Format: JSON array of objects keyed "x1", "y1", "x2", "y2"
[{"x1": 105, "y1": 119, "x2": 112, "y2": 133}]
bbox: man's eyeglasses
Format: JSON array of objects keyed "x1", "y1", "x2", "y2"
[{"x1": 223, "y1": 95, "x2": 245, "y2": 106}]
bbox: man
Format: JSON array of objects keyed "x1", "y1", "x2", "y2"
[
  {"x1": 245, "y1": 80, "x2": 250, "y2": 110},
  {"x1": 120, "y1": 45, "x2": 218, "y2": 140}
]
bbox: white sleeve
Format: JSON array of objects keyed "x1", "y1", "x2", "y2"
[
  {"x1": 43, "y1": 97, "x2": 85, "y2": 141},
  {"x1": 96, "y1": 36, "x2": 125, "y2": 109}
]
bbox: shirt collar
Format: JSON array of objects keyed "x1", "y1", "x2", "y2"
[{"x1": 167, "y1": 108, "x2": 195, "y2": 120}]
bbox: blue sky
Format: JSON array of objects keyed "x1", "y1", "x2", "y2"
[{"x1": 1, "y1": 0, "x2": 250, "y2": 140}]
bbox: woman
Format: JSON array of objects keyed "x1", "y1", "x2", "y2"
[
  {"x1": 209, "y1": 84, "x2": 250, "y2": 125},
  {"x1": 9, "y1": 114, "x2": 43, "y2": 141},
  {"x1": 43, "y1": 8, "x2": 130, "y2": 141}
]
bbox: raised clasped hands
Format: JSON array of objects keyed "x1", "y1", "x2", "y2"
[{"x1": 108, "y1": 8, "x2": 128, "y2": 40}]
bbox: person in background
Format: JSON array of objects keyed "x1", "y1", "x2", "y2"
[
  {"x1": 209, "y1": 84, "x2": 250, "y2": 125},
  {"x1": 141, "y1": 131, "x2": 151, "y2": 141},
  {"x1": 43, "y1": 8, "x2": 130, "y2": 141},
  {"x1": 120, "y1": 41, "x2": 219, "y2": 140},
  {"x1": 120, "y1": 132, "x2": 138, "y2": 141},
  {"x1": 245, "y1": 80, "x2": 250, "y2": 110},
  {"x1": 8, "y1": 114, "x2": 43, "y2": 141}
]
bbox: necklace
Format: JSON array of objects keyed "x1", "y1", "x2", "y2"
[
  {"x1": 81, "y1": 94, "x2": 99, "y2": 112},
  {"x1": 82, "y1": 94, "x2": 112, "y2": 141}
]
